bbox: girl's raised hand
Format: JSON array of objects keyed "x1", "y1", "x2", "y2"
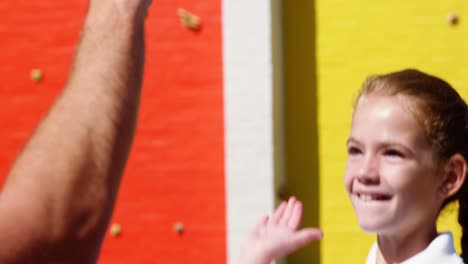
[{"x1": 239, "y1": 197, "x2": 323, "y2": 264}]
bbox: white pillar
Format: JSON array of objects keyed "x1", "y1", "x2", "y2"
[{"x1": 222, "y1": 0, "x2": 280, "y2": 263}]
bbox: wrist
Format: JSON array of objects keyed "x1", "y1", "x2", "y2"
[{"x1": 87, "y1": 0, "x2": 148, "y2": 29}]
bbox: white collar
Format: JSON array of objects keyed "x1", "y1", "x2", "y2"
[{"x1": 365, "y1": 232, "x2": 463, "y2": 264}]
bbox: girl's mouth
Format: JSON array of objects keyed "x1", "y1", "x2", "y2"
[{"x1": 357, "y1": 193, "x2": 392, "y2": 201}]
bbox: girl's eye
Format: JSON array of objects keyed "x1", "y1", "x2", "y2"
[
  {"x1": 385, "y1": 149, "x2": 404, "y2": 158},
  {"x1": 347, "y1": 146, "x2": 362, "y2": 155}
]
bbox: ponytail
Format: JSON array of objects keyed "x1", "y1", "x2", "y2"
[
  {"x1": 458, "y1": 181, "x2": 468, "y2": 263},
  {"x1": 459, "y1": 111, "x2": 468, "y2": 262}
]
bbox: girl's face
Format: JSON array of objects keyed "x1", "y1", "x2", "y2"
[{"x1": 344, "y1": 94, "x2": 445, "y2": 236}]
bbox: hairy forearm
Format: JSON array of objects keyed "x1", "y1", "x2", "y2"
[{"x1": 0, "y1": 1, "x2": 147, "y2": 262}]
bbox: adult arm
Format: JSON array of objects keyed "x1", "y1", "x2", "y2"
[{"x1": 0, "y1": 0, "x2": 151, "y2": 263}]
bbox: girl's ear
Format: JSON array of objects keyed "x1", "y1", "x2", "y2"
[{"x1": 440, "y1": 154, "x2": 468, "y2": 198}]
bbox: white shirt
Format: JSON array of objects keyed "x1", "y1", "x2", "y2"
[{"x1": 365, "y1": 232, "x2": 463, "y2": 264}]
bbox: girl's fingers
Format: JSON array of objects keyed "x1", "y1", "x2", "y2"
[
  {"x1": 289, "y1": 228, "x2": 323, "y2": 249},
  {"x1": 287, "y1": 201, "x2": 303, "y2": 229},
  {"x1": 252, "y1": 215, "x2": 269, "y2": 234},
  {"x1": 279, "y1": 197, "x2": 296, "y2": 226},
  {"x1": 272, "y1": 201, "x2": 287, "y2": 224}
]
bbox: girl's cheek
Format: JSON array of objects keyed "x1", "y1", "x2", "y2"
[{"x1": 343, "y1": 170, "x2": 354, "y2": 191}]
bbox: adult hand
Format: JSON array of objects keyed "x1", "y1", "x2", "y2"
[{"x1": 239, "y1": 197, "x2": 323, "y2": 264}]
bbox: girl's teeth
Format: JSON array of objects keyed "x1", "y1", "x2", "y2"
[
  {"x1": 359, "y1": 194, "x2": 385, "y2": 201},
  {"x1": 360, "y1": 194, "x2": 374, "y2": 201}
]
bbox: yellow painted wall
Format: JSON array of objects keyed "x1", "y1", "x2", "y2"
[{"x1": 316, "y1": 0, "x2": 468, "y2": 263}]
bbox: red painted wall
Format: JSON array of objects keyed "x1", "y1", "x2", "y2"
[{"x1": 0, "y1": 1, "x2": 226, "y2": 263}]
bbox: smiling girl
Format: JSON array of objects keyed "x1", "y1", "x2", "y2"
[{"x1": 239, "y1": 69, "x2": 468, "y2": 264}]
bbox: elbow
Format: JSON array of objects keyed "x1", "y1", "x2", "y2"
[{"x1": 50, "y1": 191, "x2": 112, "y2": 244}]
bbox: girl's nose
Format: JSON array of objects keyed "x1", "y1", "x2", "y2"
[{"x1": 356, "y1": 155, "x2": 379, "y2": 184}]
